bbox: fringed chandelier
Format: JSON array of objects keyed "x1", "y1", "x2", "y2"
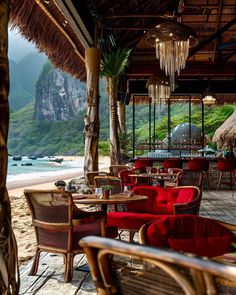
[
  {"x1": 145, "y1": 20, "x2": 198, "y2": 91},
  {"x1": 146, "y1": 74, "x2": 170, "y2": 104}
]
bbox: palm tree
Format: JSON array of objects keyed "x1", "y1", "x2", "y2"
[{"x1": 101, "y1": 47, "x2": 131, "y2": 165}]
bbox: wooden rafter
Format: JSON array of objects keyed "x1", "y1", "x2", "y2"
[{"x1": 189, "y1": 16, "x2": 236, "y2": 57}]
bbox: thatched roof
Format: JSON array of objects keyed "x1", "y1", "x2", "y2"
[
  {"x1": 10, "y1": 0, "x2": 86, "y2": 81},
  {"x1": 212, "y1": 109, "x2": 236, "y2": 150}
]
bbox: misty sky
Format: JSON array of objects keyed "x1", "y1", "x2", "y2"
[{"x1": 8, "y1": 28, "x2": 39, "y2": 62}]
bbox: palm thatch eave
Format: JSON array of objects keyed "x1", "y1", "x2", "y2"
[
  {"x1": 10, "y1": 0, "x2": 87, "y2": 81},
  {"x1": 213, "y1": 109, "x2": 236, "y2": 150}
]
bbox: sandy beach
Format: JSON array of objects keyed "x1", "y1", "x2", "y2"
[{"x1": 8, "y1": 156, "x2": 110, "y2": 265}]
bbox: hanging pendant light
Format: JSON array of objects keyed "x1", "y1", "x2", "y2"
[
  {"x1": 202, "y1": 95, "x2": 216, "y2": 105},
  {"x1": 146, "y1": 73, "x2": 171, "y2": 104},
  {"x1": 202, "y1": 87, "x2": 216, "y2": 105},
  {"x1": 145, "y1": 20, "x2": 198, "y2": 91}
]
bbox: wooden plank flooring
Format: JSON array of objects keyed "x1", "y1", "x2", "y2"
[{"x1": 19, "y1": 190, "x2": 236, "y2": 294}]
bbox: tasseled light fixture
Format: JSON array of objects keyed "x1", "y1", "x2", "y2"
[
  {"x1": 145, "y1": 20, "x2": 198, "y2": 91},
  {"x1": 146, "y1": 74, "x2": 171, "y2": 104}
]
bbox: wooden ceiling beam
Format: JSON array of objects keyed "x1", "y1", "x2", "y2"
[
  {"x1": 104, "y1": 26, "x2": 155, "y2": 31},
  {"x1": 213, "y1": 0, "x2": 223, "y2": 61},
  {"x1": 126, "y1": 61, "x2": 236, "y2": 78},
  {"x1": 189, "y1": 16, "x2": 236, "y2": 57},
  {"x1": 222, "y1": 51, "x2": 236, "y2": 62},
  {"x1": 102, "y1": 14, "x2": 168, "y2": 19}
]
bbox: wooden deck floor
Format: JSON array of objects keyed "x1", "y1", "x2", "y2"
[{"x1": 19, "y1": 190, "x2": 236, "y2": 294}]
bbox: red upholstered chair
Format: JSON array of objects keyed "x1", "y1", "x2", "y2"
[
  {"x1": 118, "y1": 169, "x2": 136, "y2": 189},
  {"x1": 24, "y1": 189, "x2": 118, "y2": 282},
  {"x1": 107, "y1": 186, "x2": 200, "y2": 241},
  {"x1": 188, "y1": 158, "x2": 209, "y2": 189},
  {"x1": 217, "y1": 158, "x2": 236, "y2": 190},
  {"x1": 118, "y1": 168, "x2": 150, "y2": 188},
  {"x1": 134, "y1": 158, "x2": 153, "y2": 173},
  {"x1": 139, "y1": 215, "x2": 236, "y2": 258},
  {"x1": 163, "y1": 159, "x2": 183, "y2": 169},
  {"x1": 109, "y1": 165, "x2": 130, "y2": 176}
]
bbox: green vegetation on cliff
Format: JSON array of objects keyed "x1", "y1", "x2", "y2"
[
  {"x1": 9, "y1": 103, "x2": 85, "y2": 156},
  {"x1": 8, "y1": 99, "x2": 234, "y2": 156}
]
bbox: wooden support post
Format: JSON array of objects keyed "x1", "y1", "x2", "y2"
[
  {"x1": 84, "y1": 48, "x2": 100, "y2": 172},
  {"x1": 132, "y1": 95, "x2": 135, "y2": 158},
  {"x1": 0, "y1": 0, "x2": 20, "y2": 293}
]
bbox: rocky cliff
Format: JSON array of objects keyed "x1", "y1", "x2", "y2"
[{"x1": 34, "y1": 62, "x2": 86, "y2": 120}]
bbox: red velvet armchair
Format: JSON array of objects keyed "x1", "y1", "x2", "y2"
[
  {"x1": 107, "y1": 186, "x2": 201, "y2": 241},
  {"x1": 139, "y1": 215, "x2": 236, "y2": 258}
]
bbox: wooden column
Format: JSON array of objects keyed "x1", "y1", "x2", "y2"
[
  {"x1": 149, "y1": 97, "x2": 151, "y2": 151},
  {"x1": 201, "y1": 99, "x2": 205, "y2": 149},
  {"x1": 132, "y1": 95, "x2": 135, "y2": 158},
  {"x1": 0, "y1": 0, "x2": 19, "y2": 293},
  {"x1": 188, "y1": 96, "x2": 192, "y2": 153},
  {"x1": 84, "y1": 48, "x2": 100, "y2": 172},
  {"x1": 153, "y1": 100, "x2": 156, "y2": 146}
]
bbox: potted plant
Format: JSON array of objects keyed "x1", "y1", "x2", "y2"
[{"x1": 101, "y1": 185, "x2": 113, "y2": 199}]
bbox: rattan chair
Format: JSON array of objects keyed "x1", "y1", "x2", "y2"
[
  {"x1": 162, "y1": 168, "x2": 184, "y2": 187},
  {"x1": 178, "y1": 170, "x2": 203, "y2": 188},
  {"x1": 94, "y1": 176, "x2": 123, "y2": 194},
  {"x1": 86, "y1": 171, "x2": 109, "y2": 188},
  {"x1": 80, "y1": 236, "x2": 236, "y2": 295},
  {"x1": 24, "y1": 189, "x2": 118, "y2": 282},
  {"x1": 109, "y1": 165, "x2": 131, "y2": 176}
]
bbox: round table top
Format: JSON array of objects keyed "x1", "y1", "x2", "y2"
[
  {"x1": 73, "y1": 193, "x2": 148, "y2": 205},
  {"x1": 129, "y1": 173, "x2": 177, "y2": 178}
]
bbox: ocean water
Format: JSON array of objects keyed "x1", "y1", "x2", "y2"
[{"x1": 7, "y1": 156, "x2": 84, "y2": 184}]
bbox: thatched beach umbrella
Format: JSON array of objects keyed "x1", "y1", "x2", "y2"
[{"x1": 213, "y1": 109, "x2": 236, "y2": 151}]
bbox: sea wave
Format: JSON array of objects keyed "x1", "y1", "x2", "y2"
[{"x1": 7, "y1": 167, "x2": 83, "y2": 183}]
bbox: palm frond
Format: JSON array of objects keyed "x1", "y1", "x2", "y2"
[{"x1": 100, "y1": 47, "x2": 132, "y2": 78}]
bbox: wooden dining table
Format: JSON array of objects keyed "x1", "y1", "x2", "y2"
[{"x1": 73, "y1": 193, "x2": 148, "y2": 222}]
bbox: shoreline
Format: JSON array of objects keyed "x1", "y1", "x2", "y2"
[{"x1": 7, "y1": 155, "x2": 110, "y2": 195}]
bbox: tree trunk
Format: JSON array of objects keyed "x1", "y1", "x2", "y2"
[
  {"x1": 118, "y1": 101, "x2": 126, "y2": 133},
  {"x1": 84, "y1": 48, "x2": 100, "y2": 173},
  {"x1": 109, "y1": 77, "x2": 121, "y2": 165},
  {"x1": 0, "y1": 0, "x2": 20, "y2": 293}
]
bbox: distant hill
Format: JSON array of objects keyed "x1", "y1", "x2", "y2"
[{"x1": 9, "y1": 52, "x2": 47, "y2": 111}]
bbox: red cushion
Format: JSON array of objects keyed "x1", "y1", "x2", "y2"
[
  {"x1": 145, "y1": 215, "x2": 235, "y2": 249},
  {"x1": 107, "y1": 211, "x2": 161, "y2": 230},
  {"x1": 131, "y1": 187, "x2": 197, "y2": 215},
  {"x1": 73, "y1": 222, "x2": 118, "y2": 248},
  {"x1": 168, "y1": 236, "x2": 234, "y2": 258},
  {"x1": 176, "y1": 188, "x2": 196, "y2": 203},
  {"x1": 128, "y1": 186, "x2": 156, "y2": 212}
]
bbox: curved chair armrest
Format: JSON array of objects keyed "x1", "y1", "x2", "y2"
[
  {"x1": 173, "y1": 197, "x2": 201, "y2": 215},
  {"x1": 217, "y1": 220, "x2": 236, "y2": 232}
]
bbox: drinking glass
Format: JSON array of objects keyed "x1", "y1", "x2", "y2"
[
  {"x1": 168, "y1": 168, "x2": 173, "y2": 174},
  {"x1": 95, "y1": 187, "x2": 102, "y2": 199}
]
